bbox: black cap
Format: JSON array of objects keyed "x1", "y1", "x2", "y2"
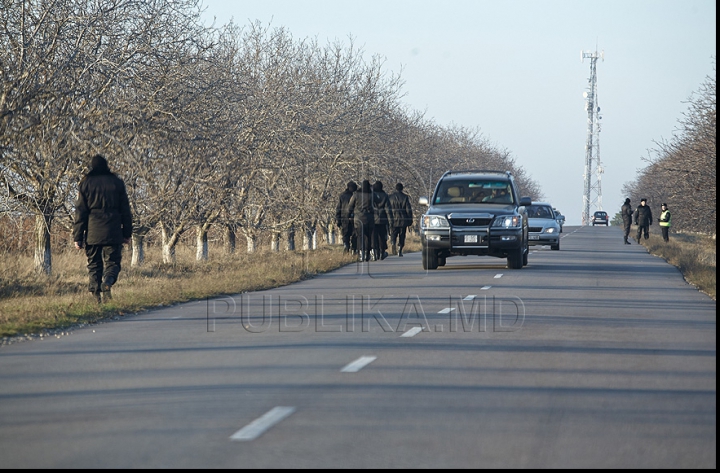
[
  {"x1": 396, "y1": 183, "x2": 404, "y2": 191},
  {"x1": 640, "y1": 198, "x2": 647, "y2": 202},
  {"x1": 662, "y1": 203, "x2": 667, "y2": 207},
  {"x1": 624, "y1": 198, "x2": 631, "y2": 204},
  {"x1": 90, "y1": 154, "x2": 109, "y2": 172}
]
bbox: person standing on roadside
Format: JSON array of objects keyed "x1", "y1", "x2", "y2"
[
  {"x1": 659, "y1": 203, "x2": 672, "y2": 243},
  {"x1": 336, "y1": 181, "x2": 358, "y2": 254},
  {"x1": 372, "y1": 181, "x2": 390, "y2": 261},
  {"x1": 73, "y1": 155, "x2": 133, "y2": 303},
  {"x1": 621, "y1": 198, "x2": 633, "y2": 244},
  {"x1": 633, "y1": 198, "x2": 653, "y2": 242},
  {"x1": 349, "y1": 180, "x2": 375, "y2": 262},
  {"x1": 388, "y1": 183, "x2": 414, "y2": 256}
]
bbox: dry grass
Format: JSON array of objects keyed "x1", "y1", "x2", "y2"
[
  {"x1": 0, "y1": 235, "x2": 423, "y2": 339},
  {"x1": 639, "y1": 231, "x2": 716, "y2": 299}
]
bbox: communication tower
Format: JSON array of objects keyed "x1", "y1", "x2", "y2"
[{"x1": 581, "y1": 49, "x2": 604, "y2": 225}]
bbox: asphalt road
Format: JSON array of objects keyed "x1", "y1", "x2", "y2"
[{"x1": 0, "y1": 226, "x2": 715, "y2": 468}]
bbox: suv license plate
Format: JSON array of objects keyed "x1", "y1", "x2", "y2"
[
  {"x1": 464, "y1": 235, "x2": 478, "y2": 243},
  {"x1": 529, "y1": 235, "x2": 540, "y2": 240}
]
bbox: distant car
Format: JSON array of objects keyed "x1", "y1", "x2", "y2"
[
  {"x1": 526, "y1": 203, "x2": 560, "y2": 250},
  {"x1": 591, "y1": 211, "x2": 609, "y2": 226}
]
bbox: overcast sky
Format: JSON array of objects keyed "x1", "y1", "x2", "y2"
[{"x1": 200, "y1": 0, "x2": 716, "y2": 225}]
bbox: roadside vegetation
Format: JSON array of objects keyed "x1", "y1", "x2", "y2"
[
  {"x1": 0, "y1": 237, "x2": 422, "y2": 340},
  {"x1": 639, "y1": 232, "x2": 716, "y2": 299}
]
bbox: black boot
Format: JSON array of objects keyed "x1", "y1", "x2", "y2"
[{"x1": 398, "y1": 247, "x2": 404, "y2": 257}]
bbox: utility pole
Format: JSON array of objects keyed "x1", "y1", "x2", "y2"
[{"x1": 581, "y1": 49, "x2": 604, "y2": 225}]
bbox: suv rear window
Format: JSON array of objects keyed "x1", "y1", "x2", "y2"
[{"x1": 434, "y1": 180, "x2": 514, "y2": 204}]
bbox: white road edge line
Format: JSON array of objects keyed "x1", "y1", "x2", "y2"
[
  {"x1": 230, "y1": 406, "x2": 296, "y2": 441},
  {"x1": 341, "y1": 356, "x2": 377, "y2": 373},
  {"x1": 401, "y1": 326, "x2": 423, "y2": 338}
]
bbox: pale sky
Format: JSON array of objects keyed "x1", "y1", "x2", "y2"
[{"x1": 200, "y1": 0, "x2": 716, "y2": 225}]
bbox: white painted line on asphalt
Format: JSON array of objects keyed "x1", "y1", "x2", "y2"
[
  {"x1": 464, "y1": 295, "x2": 476, "y2": 301},
  {"x1": 230, "y1": 407, "x2": 296, "y2": 441},
  {"x1": 401, "y1": 327, "x2": 423, "y2": 338},
  {"x1": 494, "y1": 274, "x2": 503, "y2": 279},
  {"x1": 438, "y1": 308, "x2": 455, "y2": 314},
  {"x1": 341, "y1": 356, "x2": 377, "y2": 373},
  {"x1": 171, "y1": 316, "x2": 182, "y2": 319},
  {"x1": 481, "y1": 286, "x2": 492, "y2": 290}
]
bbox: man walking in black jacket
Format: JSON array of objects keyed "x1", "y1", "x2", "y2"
[
  {"x1": 633, "y1": 198, "x2": 653, "y2": 243},
  {"x1": 73, "y1": 155, "x2": 133, "y2": 303},
  {"x1": 336, "y1": 181, "x2": 358, "y2": 254},
  {"x1": 621, "y1": 198, "x2": 633, "y2": 244},
  {"x1": 388, "y1": 183, "x2": 414, "y2": 257}
]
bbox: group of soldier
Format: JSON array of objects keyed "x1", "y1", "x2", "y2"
[
  {"x1": 336, "y1": 180, "x2": 414, "y2": 262},
  {"x1": 620, "y1": 198, "x2": 672, "y2": 244}
]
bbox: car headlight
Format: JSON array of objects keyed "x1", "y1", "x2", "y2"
[
  {"x1": 544, "y1": 227, "x2": 556, "y2": 233},
  {"x1": 422, "y1": 215, "x2": 449, "y2": 229},
  {"x1": 492, "y1": 215, "x2": 522, "y2": 228}
]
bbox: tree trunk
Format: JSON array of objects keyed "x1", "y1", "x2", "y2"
[
  {"x1": 271, "y1": 232, "x2": 280, "y2": 252},
  {"x1": 131, "y1": 234, "x2": 145, "y2": 267},
  {"x1": 33, "y1": 213, "x2": 52, "y2": 275},
  {"x1": 224, "y1": 225, "x2": 236, "y2": 255},
  {"x1": 196, "y1": 224, "x2": 209, "y2": 261},
  {"x1": 312, "y1": 228, "x2": 318, "y2": 250},
  {"x1": 285, "y1": 226, "x2": 296, "y2": 251},
  {"x1": 161, "y1": 224, "x2": 177, "y2": 264}
]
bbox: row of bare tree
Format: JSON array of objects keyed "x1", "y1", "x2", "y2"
[
  {"x1": 1, "y1": 0, "x2": 542, "y2": 275},
  {"x1": 623, "y1": 62, "x2": 716, "y2": 235}
]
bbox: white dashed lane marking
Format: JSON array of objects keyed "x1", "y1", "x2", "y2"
[
  {"x1": 494, "y1": 274, "x2": 503, "y2": 279},
  {"x1": 230, "y1": 407, "x2": 296, "y2": 441},
  {"x1": 438, "y1": 308, "x2": 455, "y2": 314},
  {"x1": 401, "y1": 327, "x2": 423, "y2": 338},
  {"x1": 464, "y1": 295, "x2": 476, "y2": 300},
  {"x1": 481, "y1": 286, "x2": 492, "y2": 290},
  {"x1": 341, "y1": 356, "x2": 377, "y2": 373}
]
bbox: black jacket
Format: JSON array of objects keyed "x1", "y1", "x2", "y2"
[
  {"x1": 633, "y1": 204, "x2": 653, "y2": 226},
  {"x1": 349, "y1": 190, "x2": 375, "y2": 227},
  {"x1": 621, "y1": 203, "x2": 633, "y2": 225},
  {"x1": 335, "y1": 190, "x2": 355, "y2": 227},
  {"x1": 388, "y1": 191, "x2": 413, "y2": 228},
  {"x1": 373, "y1": 190, "x2": 390, "y2": 225},
  {"x1": 73, "y1": 169, "x2": 132, "y2": 245}
]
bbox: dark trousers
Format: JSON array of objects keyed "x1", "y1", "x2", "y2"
[
  {"x1": 623, "y1": 222, "x2": 631, "y2": 241},
  {"x1": 636, "y1": 224, "x2": 650, "y2": 241},
  {"x1": 85, "y1": 245, "x2": 122, "y2": 293},
  {"x1": 355, "y1": 221, "x2": 374, "y2": 256},
  {"x1": 390, "y1": 226, "x2": 408, "y2": 249},
  {"x1": 661, "y1": 226, "x2": 670, "y2": 242},
  {"x1": 373, "y1": 224, "x2": 388, "y2": 254},
  {"x1": 341, "y1": 222, "x2": 357, "y2": 251}
]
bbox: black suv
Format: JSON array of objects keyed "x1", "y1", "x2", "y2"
[{"x1": 419, "y1": 170, "x2": 531, "y2": 270}]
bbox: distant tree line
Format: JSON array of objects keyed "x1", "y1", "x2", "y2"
[
  {"x1": 0, "y1": 0, "x2": 542, "y2": 275},
  {"x1": 623, "y1": 60, "x2": 716, "y2": 235}
]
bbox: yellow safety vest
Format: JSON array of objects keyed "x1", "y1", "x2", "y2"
[{"x1": 659, "y1": 210, "x2": 671, "y2": 227}]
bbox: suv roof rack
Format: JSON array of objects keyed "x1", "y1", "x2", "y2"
[{"x1": 440, "y1": 170, "x2": 512, "y2": 178}]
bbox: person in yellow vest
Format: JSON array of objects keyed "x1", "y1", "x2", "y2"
[{"x1": 659, "y1": 203, "x2": 672, "y2": 242}]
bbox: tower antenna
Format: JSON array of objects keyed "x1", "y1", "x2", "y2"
[{"x1": 580, "y1": 49, "x2": 604, "y2": 225}]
